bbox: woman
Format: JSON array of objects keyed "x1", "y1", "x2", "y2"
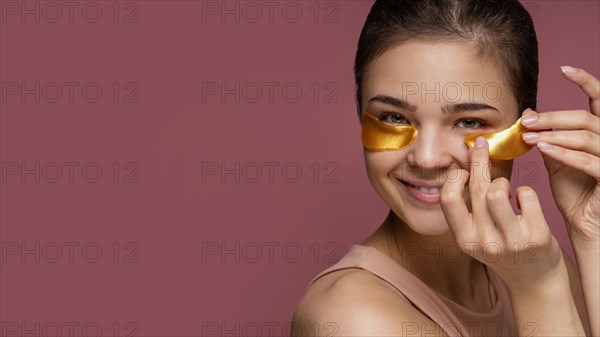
[{"x1": 292, "y1": 1, "x2": 598, "y2": 336}]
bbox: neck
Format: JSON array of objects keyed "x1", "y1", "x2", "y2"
[{"x1": 363, "y1": 210, "x2": 491, "y2": 305}]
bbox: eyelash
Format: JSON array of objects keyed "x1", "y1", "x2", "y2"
[{"x1": 378, "y1": 113, "x2": 488, "y2": 129}]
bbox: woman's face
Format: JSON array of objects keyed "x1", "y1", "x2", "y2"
[{"x1": 362, "y1": 40, "x2": 518, "y2": 235}]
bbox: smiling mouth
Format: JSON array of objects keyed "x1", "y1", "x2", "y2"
[
  {"x1": 397, "y1": 179, "x2": 443, "y2": 193},
  {"x1": 405, "y1": 182, "x2": 441, "y2": 194},
  {"x1": 398, "y1": 179, "x2": 471, "y2": 196},
  {"x1": 396, "y1": 179, "x2": 442, "y2": 204}
]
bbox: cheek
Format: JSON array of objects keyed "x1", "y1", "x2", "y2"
[
  {"x1": 444, "y1": 133, "x2": 471, "y2": 166},
  {"x1": 455, "y1": 137, "x2": 471, "y2": 160},
  {"x1": 364, "y1": 151, "x2": 403, "y2": 175}
]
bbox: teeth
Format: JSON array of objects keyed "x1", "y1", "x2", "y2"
[
  {"x1": 419, "y1": 186, "x2": 440, "y2": 194},
  {"x1": 410, "y1": 183, "x2": 440, "y2": 194}
]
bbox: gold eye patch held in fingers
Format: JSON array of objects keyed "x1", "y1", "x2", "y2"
[
  {"x1": 361, "y1": 111, "x2": 418, "y2": 151},
  {"x1": 362, "y1": 111, "x2": 533, "y2": 159},
  {"x1": 464, "y1": 116, "x2": 533, "y2": 160}
]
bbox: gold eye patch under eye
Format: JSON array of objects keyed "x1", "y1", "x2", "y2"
[
  {"x1": 361, "y1": 111, "x2": 418, "y2": 151},
  {"x1": 362, "y1": 111, "x2": 533, "y2": 160},
  {"x1": 464, "y1": 116, "x2": 533, "y2": 160}
]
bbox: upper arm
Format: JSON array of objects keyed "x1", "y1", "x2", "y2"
[
  {"x1": 562, "y1": 246, "x2": 592, "y2": 336},
  {"x1": 291, "y1": 270, "x2": 450, "y2": 337}
]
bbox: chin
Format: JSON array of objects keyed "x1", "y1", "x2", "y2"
[{"x1": 391, "y1": 207, "x2": 453, "y2": 236}]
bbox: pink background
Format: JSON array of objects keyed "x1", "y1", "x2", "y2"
[{"x1": 0, "y1": 1, "x2": 598, "y2": 336}]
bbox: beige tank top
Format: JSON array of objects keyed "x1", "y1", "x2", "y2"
[{"x1": 307, "y1": 244, "x2": 517, "y2": 337}]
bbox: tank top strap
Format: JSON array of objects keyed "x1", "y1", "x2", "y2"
[{"x1": 308, "y1": 244, "x2": 469, "y2": 336}]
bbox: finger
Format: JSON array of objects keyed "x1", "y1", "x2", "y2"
[
  {"x1": 440, "y1": 166, "x2": 472, "y2": 240},
  {"x1": 561, "y1": 66, "x2": 600, "y2": 116},
  {"x1": 469, "y1": 137, "x2": 494, "y2": 222},
  {"x1": 520, "y1": 109, "x2": 600, "y2": 135},
  {"x1": 536, "y1": 142, "x2": 600, "y2": 180},
  {"x1": 486, "y1": 177, "x2": 519, "y2": 236},
  {"x1": 522, "y1": 129, "x2": 600, "y2": 157},
  {"x1": 515, "y1": 186, "x2": 547, "y2": 233},
  {"x1": 522, "y1": 108, "x2": 536, "y2": 116}
]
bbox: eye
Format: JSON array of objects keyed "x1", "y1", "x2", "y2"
[
  {"x1": 456, "y1": 118, "x2": 487, "y2": 129},
  {"x1": 379, "y1": 113, "x2": 409, "y2": 125}
]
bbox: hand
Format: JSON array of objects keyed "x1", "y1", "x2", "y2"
[
  {"x1": 521, "y1": 66, "x2": 600, "y2": 242},
  {"x1": 440, "y1": 137, "x2": 565, "y2": 288}
]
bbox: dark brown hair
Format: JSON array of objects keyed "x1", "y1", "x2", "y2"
[{"x1": 355, "y1": 0, "x2": 538, "y2": 119}]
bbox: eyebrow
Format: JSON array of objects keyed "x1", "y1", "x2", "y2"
[{"x1": 367, "y1": 95, "x2": 500, "y2": 114}]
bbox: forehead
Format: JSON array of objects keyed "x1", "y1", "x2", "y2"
[{"x1": 363, "y1": 40, "x2": 516, "y2": 109}]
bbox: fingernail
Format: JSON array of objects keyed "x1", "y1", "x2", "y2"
[
  {"x1": 475, "y1": 136, "x2": 487, "y2": 148},
  {"x1": 522, "y1": 132, "x2": 539, "y2": 141},
  {"x1": 521, "y1": 115, "x2": 538, "y2": 125},
  {"x1": 561, "y1": 66, "x2": 577, "y2": 74},
  {"x1": 537, "y1": 141, "x2": 553, "y2": 151}
]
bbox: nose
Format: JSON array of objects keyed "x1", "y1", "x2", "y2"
[{"x1": 405, "y1": 126, "x2": 455, "y2": 172}]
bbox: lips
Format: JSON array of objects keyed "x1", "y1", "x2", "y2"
[{"x1": 398, "y1": 179, "x2": 442, "y2": 203}]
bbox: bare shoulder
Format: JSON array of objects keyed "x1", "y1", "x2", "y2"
[{"x1": 291, "y1": 268, "x2": 449, "y2": 337}]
